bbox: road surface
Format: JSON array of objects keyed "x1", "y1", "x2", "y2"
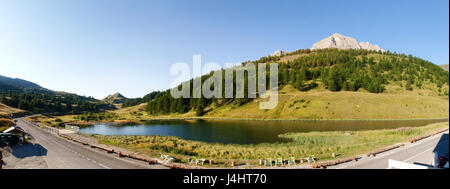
[
  {"x1": 3, "y1": 117, "x2": 168, "y2": 169},
  {"x1": 330, "y1": 131, "x2": 448, "y2": 169}
]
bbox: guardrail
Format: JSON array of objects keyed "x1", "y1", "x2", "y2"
[
  {"x1": 312, "y1": 156, "x2": 359, "y2": 169},
  {"x1": 38, "y1": 124, "x2": 60, "y2": 135},
  {"x1": 410, "y1": 128, "x2": 449, "y2": 143},
  {"x1": 65, "y1": 125, "x2": 80, "y2": 133},
  {"x1": 367, "y1": 143, "x2": 405, "y2": 157}
]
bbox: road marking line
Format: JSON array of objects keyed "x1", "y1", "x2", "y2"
[
  {"x1": 403, "y1": 148, "x2": 434, "y2": 162},
  {"x1": 97, "y1": 163, "x2": 111, "y2": 169}
]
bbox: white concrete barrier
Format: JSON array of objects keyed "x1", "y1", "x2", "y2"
[{"x1": 388, "y1": 159, "x2": 435, "y2": 169}]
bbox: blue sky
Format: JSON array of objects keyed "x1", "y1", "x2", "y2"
[{"x1": 0, "y1": 0, "x2": 448, "y2": 99}]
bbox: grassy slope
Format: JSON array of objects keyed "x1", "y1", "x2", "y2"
[
  {"x1": 205, "y1": 85, "x2": 449, "y2": 120},
  {"x1": 0, "y1": 103, "x2": 18, "y2": 131},
  {"x1": 0, "y1": 102, "x2": 27, "y2": 119},
  {"x1": 0, "y1": 118, "x2": 14, "y2": 132}
]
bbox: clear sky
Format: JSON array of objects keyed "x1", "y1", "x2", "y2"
[{"x1": 0, "y1": 0, "x2": 448, "y2": 99}]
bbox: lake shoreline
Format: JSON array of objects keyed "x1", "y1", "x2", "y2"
[
  {"x1": 74, "y1": 116, "x2": 450, "y2": 127},
  {"x1": 79, "y1": 117, "x2": 450, "y2": 145}
]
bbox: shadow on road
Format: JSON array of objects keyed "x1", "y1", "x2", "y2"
[
  {"x1": 10, "y1": 143, "x2": 47, "y2": 159},
  {"x1": 434, "y1": 134, "x2": 448, "y2": 155},
  {"x1": 433, "y1": 133, "x2": 449, "y2": 167}
]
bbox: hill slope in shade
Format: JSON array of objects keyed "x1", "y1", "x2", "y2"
[{"x1": 0, "y1": 75, "x2": 44, "y2": 90}]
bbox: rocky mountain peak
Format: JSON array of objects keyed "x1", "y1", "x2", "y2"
[{"x1": 312, "y1": 33, "x2": 385, "y2": 52}]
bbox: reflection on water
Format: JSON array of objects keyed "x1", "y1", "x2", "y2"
[{"x1": 80, "y1": 119, "x2": 448, "y2": 144}]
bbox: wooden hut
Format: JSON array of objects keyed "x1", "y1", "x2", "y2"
[{"x1": 3, "y1": 126, "x2": 26, "y2": 144}]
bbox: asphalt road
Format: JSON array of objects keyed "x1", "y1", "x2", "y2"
[
  {"x1": 5, "y1": 117, "x2": 168, "y2": 169},
  {"x1": 330, "y1": 131, "x2": 449, "y2": 169}
]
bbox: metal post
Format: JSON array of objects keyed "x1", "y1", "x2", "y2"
[{"x1": 0, "y1": 150, "x2": 3, "y2": 169}]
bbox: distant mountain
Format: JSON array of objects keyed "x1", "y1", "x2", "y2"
[
  {"x1": 103, "y1": 93, "x2": 127, "y2": 104},
  {"x1": 0, "y1": 75, "x2": 44, "y2": 90},
  {"x1": 440, "y1": 64, "x2": 449, "y2": 71},
  {"x1": 311, "y1": 33, "x2": 384, "y2": 52}
]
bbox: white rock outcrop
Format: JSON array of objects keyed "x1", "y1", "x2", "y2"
[
  {"x1": 269, "y1": 50, "x2": 288, "y2": 57},
  {"x1": 440, "y1": 64, "x2": 449, "y2": 72},
  {"x1": 311, "y1": 33, "x2": 385, "y2": 52}
]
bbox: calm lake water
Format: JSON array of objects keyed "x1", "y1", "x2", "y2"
[{"x1": 79, "y1": 119, "x2": 449, "y2": 144}]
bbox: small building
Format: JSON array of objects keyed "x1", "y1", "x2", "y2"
[
  {"x1": 0, "y1": 133, "x2": 14, "y2": 147},
  {"x1": 3, "y1": 126, "x2": 27, "y2": 144}
]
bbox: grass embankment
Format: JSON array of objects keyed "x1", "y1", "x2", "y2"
[
  {"x1": 0, "y1": 102, "x2": 28, "y2": 119},
  {"x1": 0, "y1": 103, "x2": 24, "y2": 132},
  {"x1": 0, "y1": 118, "x2": 14, "y2": 132},
  {"x1": 91, "y1": 122, "x2": 449, "y2": 167}
]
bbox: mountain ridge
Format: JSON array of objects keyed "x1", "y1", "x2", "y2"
[{"x1": 0, "y1": 75, "x2": 44, "y2": 90}]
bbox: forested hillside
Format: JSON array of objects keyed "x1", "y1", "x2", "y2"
[
  {"x1": 139, "y1": 49, "x2": 449, "y2": 116},
  {"x1": 121, "y1": 91, "x2": 164, "y2": 108}
]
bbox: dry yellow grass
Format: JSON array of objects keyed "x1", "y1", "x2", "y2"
[
  {"x1": 204, "y1": 85, "x2": 448, "y2": 120},
  {"x1": 0, "y1": 102, "x2": 26, "y2": 118},
  {"x1": 112, "y1": 103, "x2": 147, "y2": 114}
]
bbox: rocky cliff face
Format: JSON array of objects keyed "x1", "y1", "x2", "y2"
[{"x1": 311, "y1": 33, "x2": 384, "y2": 52}]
